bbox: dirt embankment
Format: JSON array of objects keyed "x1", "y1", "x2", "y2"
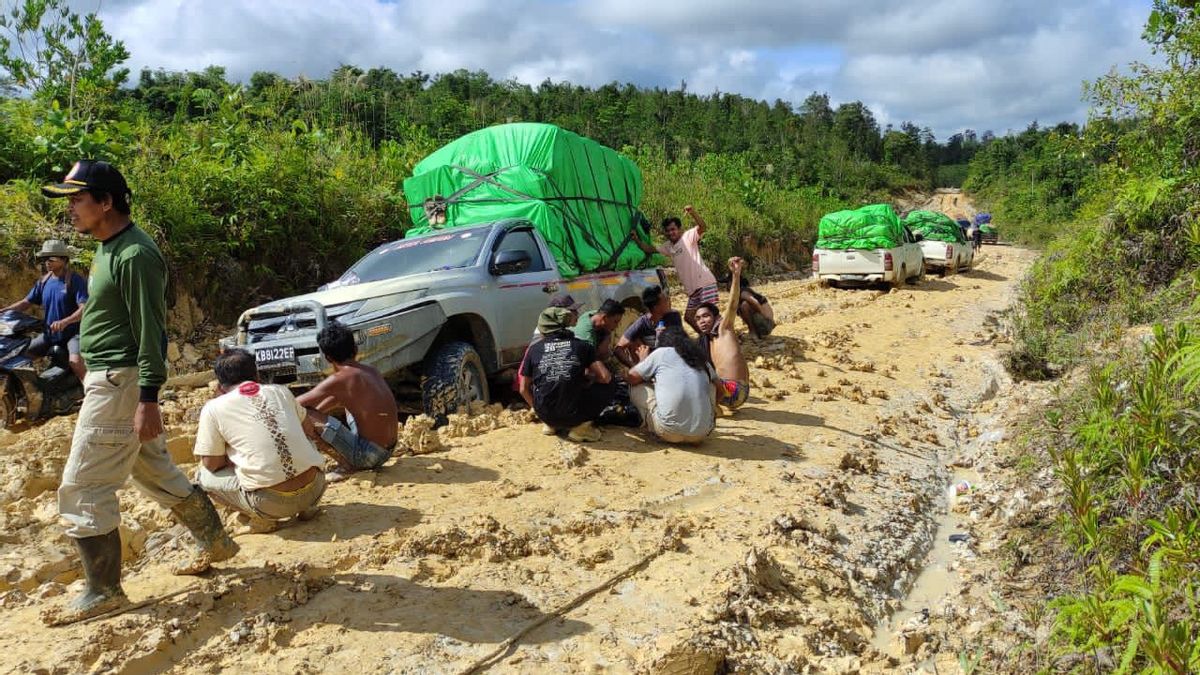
[
  {"x1": 896, "y1": 188, "x2": 978, "y2": 223},
  {"x1": 0, "y1": 243, "x2": 1039, "y2": 673}
]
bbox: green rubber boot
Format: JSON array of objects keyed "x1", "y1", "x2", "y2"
[
  {"x1": 170, "y1": 487, "x2": 240, "y2": 575},
  {"x1": 43, "y1": 530, "x2": 128, "y2": 626}
]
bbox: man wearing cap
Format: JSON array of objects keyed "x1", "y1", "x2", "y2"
[
  {"x1": 519, "y1": 306, "x2": 616, "y2": 442},
  {"x1": 39, "y1": 160, "x2": 238, "y2": 626},
  {"x1": 2, "y1": 240, "x2": 88, "y2": 381}
]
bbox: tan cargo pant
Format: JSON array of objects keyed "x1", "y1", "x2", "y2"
[
  {"x1": 197, "y1": 465, "x2": 325, "y2": 521},
  {"x1": 629, "y1": 383, "x2": 714, "y2": 444},
  {"x1": 58, "y1": 366, "x2": 194, "y2": 538}
]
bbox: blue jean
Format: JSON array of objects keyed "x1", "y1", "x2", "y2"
[{"x1": 320, "y1": 416, "x2": 394, "y2": 470}]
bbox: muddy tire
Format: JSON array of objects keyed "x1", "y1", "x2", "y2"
[
  {"x1": 891, "y1": 265, "x2": 908, "y2": 290},
  {"x1": 0, "y1": 376, "x2": 16, "y2": 431},
  {"x1": 421, "y1": 341, "x2": 490, "y2": 425}
]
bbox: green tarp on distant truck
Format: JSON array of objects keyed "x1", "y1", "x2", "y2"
[
  {"x1": 402, "y1": 123, "x2": 662, "y2": 277},
  {"x1": 816, "y1": 203, "x2": 905, "y2": 250},
  {"x1": 903, "y1": 210, "x2": 967, "y2": 244}
]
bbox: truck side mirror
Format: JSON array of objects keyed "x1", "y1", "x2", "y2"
[
  {"x1": 913, "y1": 233, "x2": 924, "y2": 242},
  {"x1": 491, "y1": 249, "x2": 532, "y2": 275}
]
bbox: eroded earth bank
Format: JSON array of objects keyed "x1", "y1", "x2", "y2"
[{"x1": 0, "y1": 245, "x2": 1039, "y2": 674}]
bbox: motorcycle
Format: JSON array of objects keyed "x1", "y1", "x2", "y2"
[{"x1": 0, "y1": 310, "x2": 84, "y2": 429}]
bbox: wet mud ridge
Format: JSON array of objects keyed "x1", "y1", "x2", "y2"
[{"x1": 0, "y1": 246, "x2": 1039, "y2": 674}]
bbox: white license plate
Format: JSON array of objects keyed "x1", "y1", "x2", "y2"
[{"x1": 255, "y1": 346, "x2": 296, "y2": 368}]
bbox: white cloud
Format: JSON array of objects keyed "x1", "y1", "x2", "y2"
[{"x1": 80, "y1": 0, "x2": 1157, "y2": 137}]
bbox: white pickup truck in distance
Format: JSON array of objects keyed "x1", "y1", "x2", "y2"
[
  {"x1": 811, "y1": 204, "x2": 926, "y2": 289},
  {"x1": 812, "y1": 231, "x2": 926, "y2": 289},
  {"x1": 901, "y1": 210, "x2": 975, "y2": 275},
  {"x1": 918, "y1": 238, "x2": 974, "y2": 275}
]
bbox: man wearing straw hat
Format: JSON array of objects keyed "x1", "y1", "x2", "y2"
[{"x1": 2, "y1": 239, "x2": 89, "y2": 382}]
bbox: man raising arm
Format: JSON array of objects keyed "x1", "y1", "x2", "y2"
[{"x1": 694, "y1": 257, "x2": 752, "y2": 410}]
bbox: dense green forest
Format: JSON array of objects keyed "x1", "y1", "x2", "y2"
[
  {"x1": 0, "y1": 0, "x2": 994, "y2": 320},
  {"x1": 964, "y1": 0, "x2": 1200, "y2": 670}
]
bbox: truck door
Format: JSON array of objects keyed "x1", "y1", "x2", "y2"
[{"x1": 488, "y1": 227, "x2": 562, "y2": 364}]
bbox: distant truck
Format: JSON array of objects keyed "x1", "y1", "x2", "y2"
[
  {"x1": 975, "y1": 213, "x2": 997, "y2": 244},
  {"x1": 224, "y1": 123, "x2": 666, "y2": 419},
  {"x1": 812, "y1": 204, "x2": 925, "y2": 289},
  {"x1": 903, "y1": 210, "x2": 975, "y2": 275}
]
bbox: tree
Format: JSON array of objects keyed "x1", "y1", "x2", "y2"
[
  {"x1": 0, "y1": 0, "x2": 129, "y2": 118},
  {"x1": 833, "y1": 101, "x2": 881, "y2": 160}
]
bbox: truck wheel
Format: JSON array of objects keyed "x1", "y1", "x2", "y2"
[
  {"x1": 421, "y1": 341, "x2": 490, "y2": 424},
  {"x1": 891, "y1": 265, "x2": 908, "y2": 289},
  {"x1": 0, "y1": 376, "x2": 16, "y2": 430}
]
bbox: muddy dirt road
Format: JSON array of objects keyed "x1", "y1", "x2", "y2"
[{"x1": 0, "y1": 245, "x2": 1038, "y2": 674}]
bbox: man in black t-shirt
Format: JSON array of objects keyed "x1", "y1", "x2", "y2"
[{"x1": 519, "y1": 307, "x2": 618, "y2": 442}]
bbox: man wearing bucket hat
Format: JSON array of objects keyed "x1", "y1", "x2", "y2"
[
  {"x1": 2, "y1": 239, "x2": 89, "y2": 381},
  {"x1": 518, "y1": 305, "x2": 617, "y2": 442},
  {"x1": 38, "y1": 160, "x2": 238, "y2": 626}
]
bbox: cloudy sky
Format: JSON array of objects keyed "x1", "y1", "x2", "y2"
[{"x1": 83, "y1": 0, "x2": 1156, "y2": 138}]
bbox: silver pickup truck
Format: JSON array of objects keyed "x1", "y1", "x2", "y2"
[{"x1": 222, "y1": 219, "x2": 665, "y2": 419}]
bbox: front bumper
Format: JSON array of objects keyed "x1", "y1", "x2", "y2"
[{"x1": 225, "y1": 300, "x2": 447, "y2": 387}]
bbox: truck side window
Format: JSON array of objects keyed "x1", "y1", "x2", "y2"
[{"x1": 496, "y1": 230, "x2": 548, "y2": 273}]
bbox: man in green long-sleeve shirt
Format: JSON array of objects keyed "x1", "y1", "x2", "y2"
[{"x1": 40, "y1": 160, "x2": 238, "y2": 626}]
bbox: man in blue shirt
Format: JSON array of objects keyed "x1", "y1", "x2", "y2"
[{"x1": 2, "y1": 240, "x2": 88, "y2": 381}]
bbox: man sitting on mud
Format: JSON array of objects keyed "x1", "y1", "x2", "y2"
[
  {"x1": 626, "y1": 326, "x2": 719, "y2": 444},
  {"x1": 615, "y1": 285, "x2": 682, "y2": 368},
  {"x1": 573, "y1": 298, "x2": 625, "y2": 360},
  {"x1": 194, "y1": 349, "x2": 326, "y2": 533},
  {"x1": 520, "y1": 306, "x2": 617, "y2": 442},
  {"x1": 694, "y1": 258, "x2": 754, "y2": 411},
  {"x1": 297, "y1": 321, "x2": 399, "y2": 482}
]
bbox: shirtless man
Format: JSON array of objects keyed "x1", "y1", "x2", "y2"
[
  {"x1": 297, "y1": 321, "x2": 399, "y2": 480},
  {"x1": 693, "y1": 257, "x2": 752, "y2": 410}
]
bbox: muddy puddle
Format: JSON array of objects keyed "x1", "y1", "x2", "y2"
[{"x1": 870, "y1": 467, "x2": 979, "y2": 659}]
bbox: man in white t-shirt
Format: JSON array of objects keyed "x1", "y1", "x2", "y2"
[
  {"x1": 194, "y1": 349, "x2": 327, "y2": 533},
  {"x1": 633, "y1": 205, "x2": 717, "y2": 335}
]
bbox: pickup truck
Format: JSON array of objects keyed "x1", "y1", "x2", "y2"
[
  {"x1": 811, "y1": 228, "x2": 926, "y2": 289},
  {"x1": 222, "y1": 219, "x2": 665, "y2": 419},
  {"x1": 918, "y1": 238, "x2": 974, "y2": 275}
]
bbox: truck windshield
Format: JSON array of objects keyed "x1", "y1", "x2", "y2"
[{"x1": 335, "y1": 228, "x2": 488, "y2": 285}]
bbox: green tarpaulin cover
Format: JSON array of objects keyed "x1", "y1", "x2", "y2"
[
  {"x1": 816, "y1": 204, "x2": 905, "y2": 250},
  {"x1": 402, "y1": 123, "x2": 662, "y2": 277},
  {"x1": 903, "y1": 210, "x2": 967, "y2": 244},
  {"x1": 979, "y1": 223, "x2": 997, "y2": 233}
]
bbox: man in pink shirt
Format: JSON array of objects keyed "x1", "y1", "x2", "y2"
[{"x1": 634, "y1": 205, "x2": 717, "y2": 335}]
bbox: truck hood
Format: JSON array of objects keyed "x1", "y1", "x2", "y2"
[{"x1": 257, "y1": 274, "x2": 431, "y2": 311}]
